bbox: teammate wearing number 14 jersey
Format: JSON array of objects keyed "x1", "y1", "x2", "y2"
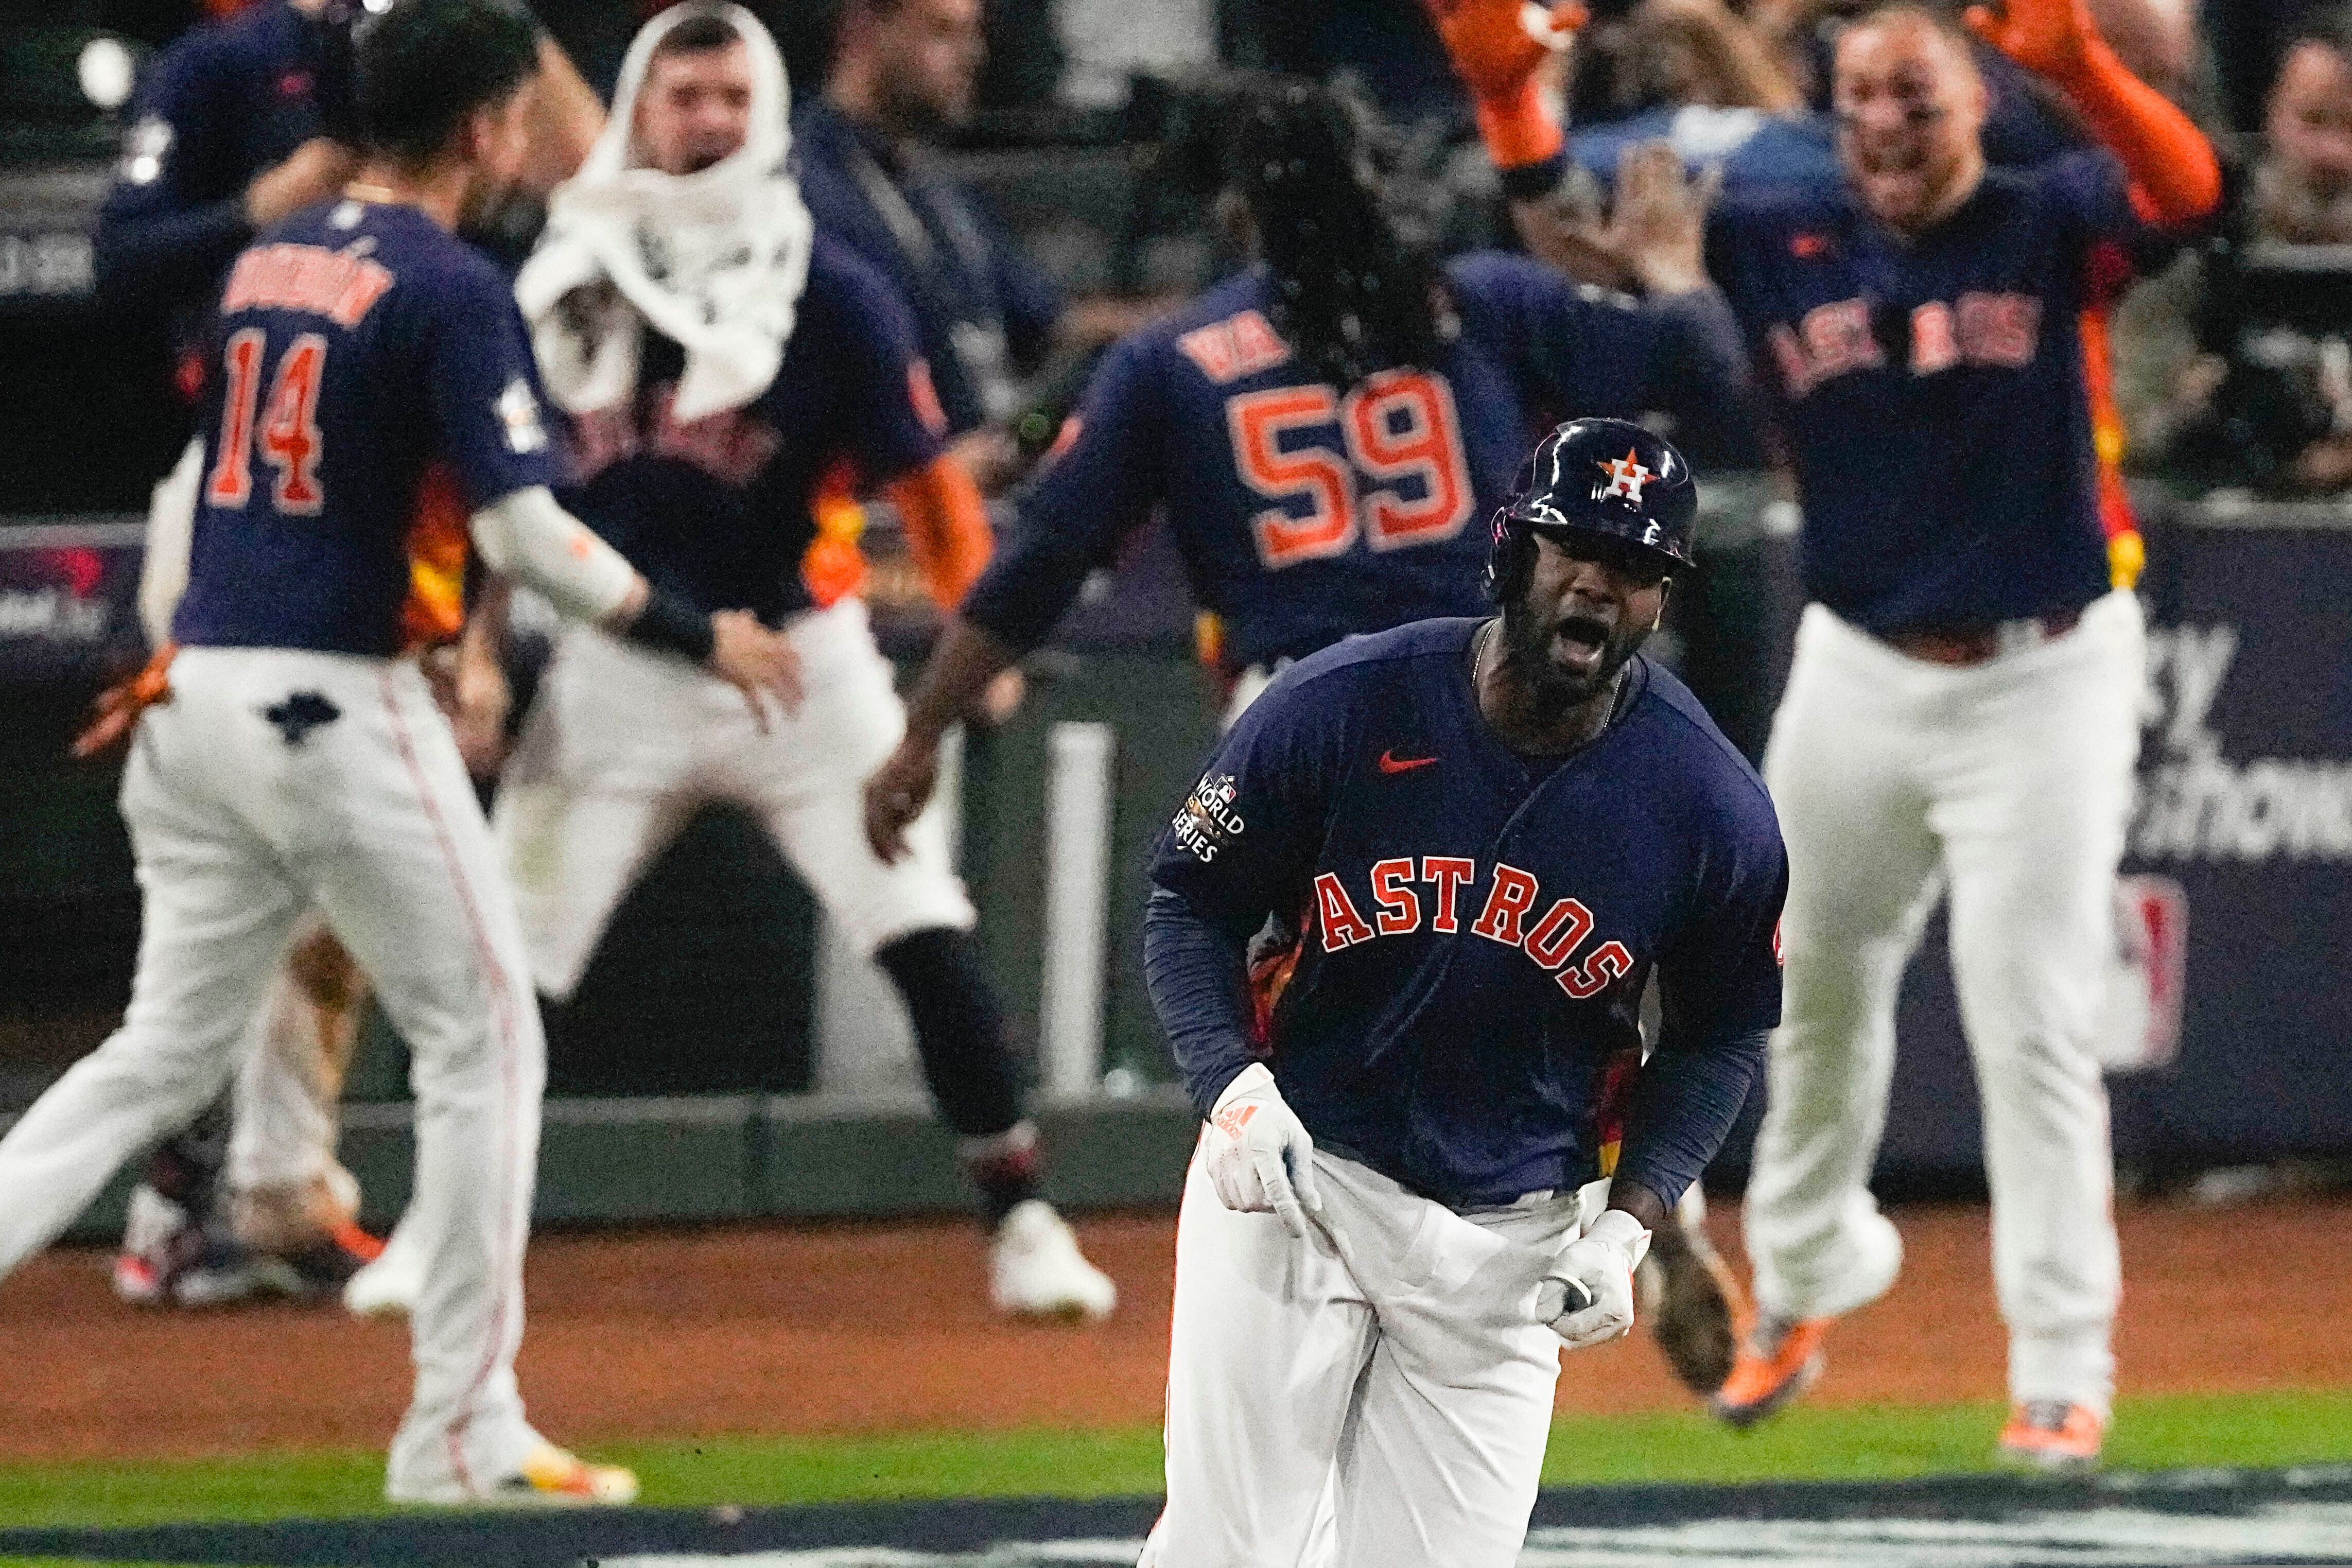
[{"x1": 0, "y1": 0, "x2": 796, "y2": 1505}]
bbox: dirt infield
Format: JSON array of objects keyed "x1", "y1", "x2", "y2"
[{"x1": 3, "y1": 1196, "x2": 2346, "y2": 1464}]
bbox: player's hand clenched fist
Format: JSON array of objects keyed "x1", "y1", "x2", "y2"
[
  {"x1": 1203, "y1": 1063, "x2": 1323, "y2": 1240},
  {"x1": 1540, "y1": 1208, "x2": 1652, "y2": 1349}
]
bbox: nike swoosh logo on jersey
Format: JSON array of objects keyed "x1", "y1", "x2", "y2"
[{"x1": 1378, "y1": 750, "x2": 1438, "y2": 774}]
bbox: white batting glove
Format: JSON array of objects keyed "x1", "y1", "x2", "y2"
[
  {"x1": 1203, "y1": 1064, "x2": 1322, "y2": 1239},
  {"x1": 1539, "y1": 1209, "x2": 1652, "y2": 1349}
]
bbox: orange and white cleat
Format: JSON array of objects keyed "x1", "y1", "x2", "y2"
[
  {"x1": 1708, "y1": 1315, "x2": 1831, "y2": 1427},
  {"x1": 494, "y1": 1443, "x2": 640, "y2": 1507},
  {"x1": 1997, "y1": 1400, "x2": 2105, "y2": 1472}
]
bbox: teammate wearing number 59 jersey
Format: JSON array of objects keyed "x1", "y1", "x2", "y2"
[
  {"x1": 0, "y1": 0, "x2": 792, "y2": 1507},
  {"x1": 863, "y1": 79, "x2": 1754, "y2": 855}
]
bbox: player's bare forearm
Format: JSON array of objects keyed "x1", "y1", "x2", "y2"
[
  {"x1": 245, "y1": 138, "x2": 360, "y2": 230},
  {"x1": 520, "y1": 31, "x2": 606, "y2": 194},
  {"x1": 461, "y1": 574, "x2": 513, "y2": 666},
  {"x1": 865, "y1": 618, "x2": 1017, "y2": 860},
  {"x1": 449, "y1": 576, "x2": 515, "y2": 777},
  {"x1": 903, "y1": 617, "x2": 1018, "y2": 752}
]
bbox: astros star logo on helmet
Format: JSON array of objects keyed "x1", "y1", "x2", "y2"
[{"x1": 1596, "y1": 447, "x2": 1652, "y2": 502}]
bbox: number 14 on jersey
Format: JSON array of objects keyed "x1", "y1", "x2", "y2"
[{"x1": 206, "y1": 327, "x2": 328, "y2": 516}]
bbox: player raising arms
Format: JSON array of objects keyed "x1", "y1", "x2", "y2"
[
  {"x1": 0, "y1": 0, "x2": 794, "y2": 1504},
  {"x1": 1433, "y1": 0, "x2": 2220, "y2": 1466},
  {"x1": 1135, "y1": 420, "x2": 1786, "y2": 1568},
  {"x1": 493, "y1": 3, "x2": 1114, "y2": 1319}
]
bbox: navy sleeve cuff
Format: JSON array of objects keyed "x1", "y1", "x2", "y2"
[{"x1": 1142, "y1": 885, "x2": 1261, "y2": 1120}]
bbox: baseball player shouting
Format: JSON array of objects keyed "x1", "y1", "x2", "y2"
[
  {"x1": 1134, "y1": 419, "x2": 1786, "y2": 1568},
  {"x1": 865, "y1": 76, "x2": 1757, "y2": 1389},
  {"x1": 1432, "y1": 0, "x2": 2220, "y2": 1466},
  {"x1": 491, "y1": 3, "x2": 1113, "y2": 1319},
  {"x1": 0, "y1": 0, "x2": 797, "y2": 1503}
]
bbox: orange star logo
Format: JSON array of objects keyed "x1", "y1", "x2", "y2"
[{"x1": 1596, "y1": 447, "x2": 1652, "y2": 502}]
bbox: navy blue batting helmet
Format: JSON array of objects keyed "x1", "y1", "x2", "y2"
[{"x1": 1484, "y1": 418, "x2": 1699, "y2": 601}]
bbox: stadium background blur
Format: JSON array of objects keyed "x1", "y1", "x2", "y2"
[{"x1": 0, "y1": 0, "x2": 2347, "y2": 1554}]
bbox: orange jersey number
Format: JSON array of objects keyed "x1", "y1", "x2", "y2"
[{"x1": 1227, "y1": 370, "x2": 1475, "y2": 569}]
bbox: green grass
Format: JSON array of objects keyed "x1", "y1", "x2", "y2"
[{"x1": 2, "y1": 1389, "x2": 2348, "y2": 1533}]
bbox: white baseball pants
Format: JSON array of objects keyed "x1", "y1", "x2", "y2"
[
  {"x1": 141, "y1": 443, "x2": 351, "y2": 1222},
  {"x1": 494, "y1": 598, "x2": 973, "y2": 999},
  {"x1": 1745, "y1": 590, "x2": 2145, "y2": 1417},
  {"x1": 0, "y1": 648, "x2": 545, "y2": 1491},
  {"x1": 1140, "y1": 1143, "x2": 1583, "y2": 1568}
]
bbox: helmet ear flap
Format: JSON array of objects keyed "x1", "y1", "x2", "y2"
[{"x1": 1484, "y1": 527, "x2": 1534, "y2": 606}]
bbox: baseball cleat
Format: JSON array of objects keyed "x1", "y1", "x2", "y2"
[
  {"x1": 1997, "y1": 1400, "x2": 2105, "y2": 1472},
  {"x1": 989, "y1": 1199, "x2": 1117, "y2": 1322},
  {"x1": 497, "y1": 1443, "x2": 641, "y2": 1507},
  {"x1": 388, "y1": 1441, "x2": 639, "y2": 1508},
  {"x1": 1639, "y1": 1212, "x2": 1749, "y2": 1396},
  {"x1": 344, "y1": 1220, "x2": 427, "y2": 1319},
  {"x1": 113, "y1": 1184, "x2": 199, "y2": 1305},
  {"x1": 170, "y1": 1236, "x2": 290, "y2": 1308},
  {"x1": 1709, "y1": 1315, "x2": 1830, "y2": 1427}
]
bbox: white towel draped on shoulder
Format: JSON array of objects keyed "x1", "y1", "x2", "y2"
[{"x1": 513, "y1": 2, "x2": 813, "y2": 422}]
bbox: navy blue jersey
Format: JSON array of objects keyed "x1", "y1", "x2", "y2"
[
  {"x1": 963, "y1": 253, "x2": 1751, "y2": 670},
  {"x1": 1148, "y1": 619, "x2": 1787, "y2": 1206},
  {"x1": 793, "y1": 99, "x2": 1062, "y2": 437},
  {"x1": 1707, "y1": 151, "x2": 2155, "y2": 633},
  {"x1": 96, "y1": 0, "x2": 329, "y2": 340},
  {"x1": 563, "y1": 234, "x2": 945, "y2": 624},
  {"x1": 173, "y1": 201, "x2": 562, "y2": 657}
]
